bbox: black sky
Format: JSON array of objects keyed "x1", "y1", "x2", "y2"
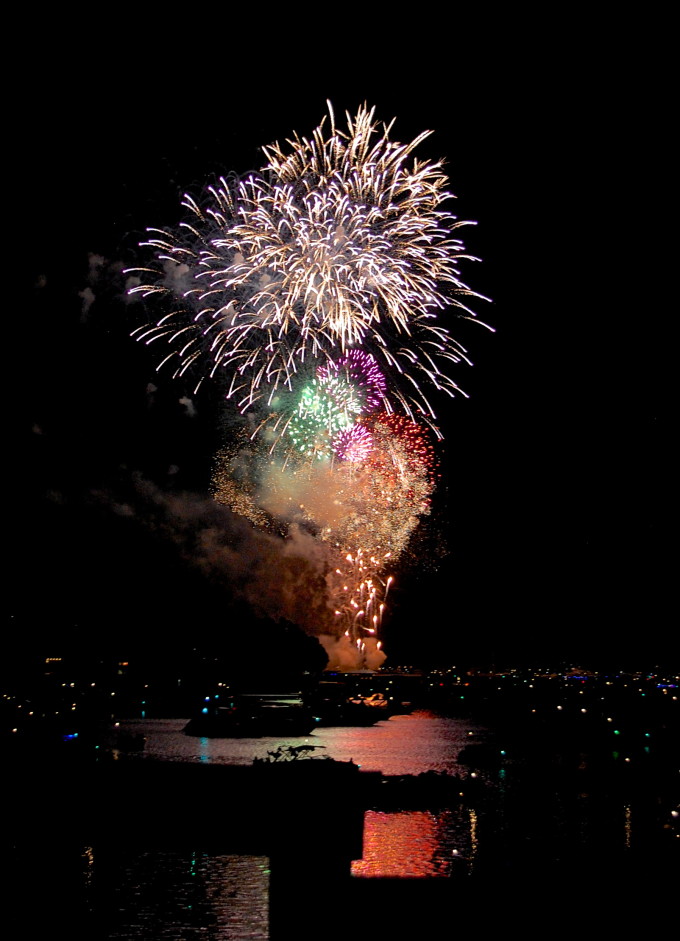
[{"x1": 14, "y1": 28, "x2": 674, "y2": 670}]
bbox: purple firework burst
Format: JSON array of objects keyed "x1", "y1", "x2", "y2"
[
  {"x1": 333, "y1": 424, "x2": 374, "y2": 462},
  {"x1": 318, "y1": 350, "x2": 386, "y2": 411}
]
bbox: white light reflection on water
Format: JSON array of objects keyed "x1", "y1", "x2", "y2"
[{"x1": 104, "y1": 851, "x2": 269, "y2": 940}]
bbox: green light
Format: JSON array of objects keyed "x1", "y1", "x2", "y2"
[
  {"x1": 287, "y1": 380, "x2": 355, "y2": 458},
  {"x1": 614, "y1": 729, "x2": 620, "y2": 735}
]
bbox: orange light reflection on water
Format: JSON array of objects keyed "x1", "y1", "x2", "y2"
[{"x1": 352, "y1": 810, "x2": 458, "y2": 878}]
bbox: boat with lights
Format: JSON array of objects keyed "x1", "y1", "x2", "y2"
[{"x1": 184, "y1": 692, "x2": 317, "y2": 738}]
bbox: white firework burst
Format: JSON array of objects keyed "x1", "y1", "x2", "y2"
[{"x1": 126, "y1": 103, "x2": 491, "y2": 424}]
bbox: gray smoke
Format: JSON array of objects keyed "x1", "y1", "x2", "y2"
[{"x1": 111, "y1": 476, "x2": 338, "y2": 637}]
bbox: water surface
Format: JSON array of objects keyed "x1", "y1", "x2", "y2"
[{"x1": 117, "y1": 710, "x2": 484, "y2": 776}]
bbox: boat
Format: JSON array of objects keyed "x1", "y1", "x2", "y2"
[
  {"x1": 184, "y1": 692, "x2": 317, "y2": 738},
  {"x1": 310, "y1": 684, "x2": 391, "y2": 727}
]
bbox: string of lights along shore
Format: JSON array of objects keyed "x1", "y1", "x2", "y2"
[{"x1": 125, "y1": 102, "x2": 492, "y2": 670}]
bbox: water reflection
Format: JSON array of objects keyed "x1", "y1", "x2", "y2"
[
  {"x1": 468, "y1": 807, "x2": 478, "y2": 869},
  {"x1": 82, "y1": 844, "x2": 95, "y2": 888},
  {"x1": 352, "y1": 810, "x2": 474, "y2": 878},
  {"x1": 102, "y1": 851, "x2": 269, "y2": 940},
  {"x1": 120, "y1": 712, "x2": 483, "y2": 775},
  {"x1": 624, "y1": 803, "x2": 632, "y2": 850}
]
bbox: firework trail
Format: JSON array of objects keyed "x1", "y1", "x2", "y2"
[{"x1": 127, "y1": 103, "x2": 488, "y2": 669}]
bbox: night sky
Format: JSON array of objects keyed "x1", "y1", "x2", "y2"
[{"x1": 13, "y1": 30, "x2": 673, "y2": 671}]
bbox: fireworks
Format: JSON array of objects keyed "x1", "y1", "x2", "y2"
[
  {"x1": 318, "y1": 349, "x2": 386, "y2": 411},
  {"x1": 126, "y1": 102, "x2": 490, "y2": 423},
  {"x1": 129, "y1": 104, "x2": 488, "y2": 668},
  {"x1": 333, "y1": 425, "x2": 373, "y2": 463},
  {"x1": 212, "y1": 394, "x2": 437, "y2": 652},
  {"x1": 285, "y1": 379, "x2": 355, "y2": 459}
]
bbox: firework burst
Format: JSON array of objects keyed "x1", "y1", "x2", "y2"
[
  {"x1": 318, "y1": 349, "x2": 386, "y2": 411},
  {"x1": 211, "y1": 407, "x2": 436, "y2": 650},
  {"x1": 126, "y1": 103, "x2": 490, "y2": 423},
  {"x1": 333, "y1": 424, "x2": 373, "y2": 463}
]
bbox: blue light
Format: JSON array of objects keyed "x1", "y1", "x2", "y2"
[{"x1": 202, "y1": 707, "x2": 209, "y2": 714}]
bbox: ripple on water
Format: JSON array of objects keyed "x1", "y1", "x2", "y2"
[{"x1": 117, "y1": 711, "x2": 487, "y2": 776}]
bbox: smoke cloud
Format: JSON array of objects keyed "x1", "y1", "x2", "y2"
[
  {"x1": 319, "y1": 634, "x2": 387, "y2": 671},
  {"x1": 106, "y1": 476, "x2": 340, "y2": 639}
]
